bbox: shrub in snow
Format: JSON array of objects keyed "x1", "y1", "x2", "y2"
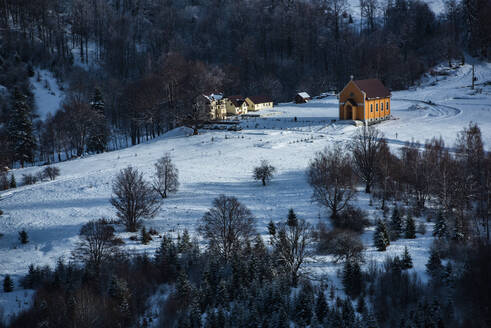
[
  {"x1": 332, "y1": 205, "x2": 369, "y2": 233},
  {"x1": 43, "y1": 166, "x2": 60, "y2": 181},
  {"x1": 18, "y1": 229, "x2": 29, "y2": 244},
  {"x1": 433, "y1": 211, "x2": 447, "y2": 238},
  {"x1": 111, "y1": 166, "x2": 161, "y2": 232},
  {"x1": 317, "y1": 225, "x2": 364, "y2": 263},
  {"x1": 253, "y1": 159, "x2": 275, "y2": 186},
  {"x1": 3, "y1": 274, "x2": 14, "y2": 292},
  {"x1": 0, "y1": 209, "x2": 3, "y2": 215},
  {"x1": 22, "y1": 173, "x2": 38, "y2": 185},
  {"x1": 140, "y1": 226, "x2": 152, "y2": 245}
]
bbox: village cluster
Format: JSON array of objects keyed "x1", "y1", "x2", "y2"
[{"x1": 200, "y1": 78, "x2": 391, "y2": 125}]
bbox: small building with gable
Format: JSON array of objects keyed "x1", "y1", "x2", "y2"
[
  {"x1": 338, "y1": 78, "x2": 391, "y2": 123},
  {"x1": 245, "y1": 96, "x2": 273, "y2": 112},
  {"x1": 294, "y1": 92, "x2": 311, "y2": 103}
]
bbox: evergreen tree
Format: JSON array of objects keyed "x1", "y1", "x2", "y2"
[
  {"x1": 315, "y1": 289, "x2": 328, "y2": 323},
  {"x1": 356, "y1": 296, "x2": 366, "y2": 314},
  {"x1": 401, "y1": 246, "x2": 413, "y2": 269},
  {"x1": 3, "y1": 274, "x2": 13, "y2": 292},
  {"x1": 433, "y1": 210, "x2": 447, "y2": 238},
  {"x1": 87, "y1": 88, "x2": 108, "y2": 153},
  {"x1": 178, "y1": 229, "x2": 192, "y2": 253},
  {"x1": 18, "y1": 229, "x2": 28, "y2": 244},
  {"x1": 373, "y1": 219, "x2": 390, "y2": 251},
  {"x1": 287, "y1": 208, "x2": 298, "y2": 227},
  {"x1": 294, "y1": 281, "x2": 314, "y2": 326},
  {"x1": 389, "y1": 206, "x2": 403, "y2": 240},
  {"x1": 404, "y1": 214, "x2": 416, "y2": 239},
  {"x1": 363, "y1": 310, "x2": 379, "y2": 328},
  {"x1": 7, "y1": 89, "x2": 36, "y2": 167},
  {"x1": 9, "y1": 174, "x2": 16, "y2": 188},
  {"x1": 342, "y1": 260, "x2": 362, "y2": 297},
  {"x1": 426, "y1": 248, "x2": 443, "y2": 279}
]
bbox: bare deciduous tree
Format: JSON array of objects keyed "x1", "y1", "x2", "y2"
[
  {"x1": 253, "y1": 160, "x2": 276, "y2": 186},
  {"x1": 199, "y1": 195, "x2": 255, "y2": 260},
  {"x1": 307, "y1": 146, "x2": 356, "y2": 219},
  {"x1": 110, "y1": 166, "x2": 160, "y2": 232},
  {"x1": 270, "y1": 209, "x2": 313, "y2": 286},
  {"x1": 350, "y1": 126, "x2": 383, "y2": 193},
  {"x1": 153, "y1": 154, "x2": 179, "y2": 198},
  {"x1": 72, "y1": 219, "x2": 120, "y2": 272}
]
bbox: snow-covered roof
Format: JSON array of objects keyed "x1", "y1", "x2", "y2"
[
  {"x1": 297, "y1": 92, "x2": 310, "y2": 99},
  {"x1": 204, "y1": 93, "x2": 223, "y2": 101}
]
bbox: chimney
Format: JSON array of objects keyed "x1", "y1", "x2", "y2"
[{"x1": 350, "y1": 75, "x2": 354, "y2": 80}]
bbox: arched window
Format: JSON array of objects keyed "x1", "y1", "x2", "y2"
[
  {"x1": 370, "y1": 104, "x2": 373, "y2": 112},
  {"x1": 386, "y1": 101, "x2": 389, "y2": 111},
  {"x1": 376, "y1": 103, "x2": 378, "y2": 111},
  {"x1": 381, "y1": 103, "x2": 384, "y2": 111}
]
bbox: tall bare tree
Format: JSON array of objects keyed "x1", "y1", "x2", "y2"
[
  {"x1": 153, "y1": 154, "x2": 179, "y2": 198},
  {"x1": 350, "y1": 126, "x2": 384, "y2": 193},
  {"x1": 199, "y1": 195, "x2": 255, "y2": 260},
  {"x1": 72, "y1": 219, "x2": 120, "y2": 273},
  {"x1": 308, "y1": 146, "x2": 356, "y2": 219},
  {"x1": 110, "y1": 166, "x2": 161, "y2": 232}
]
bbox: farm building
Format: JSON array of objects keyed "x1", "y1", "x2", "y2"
[
  {"x1": 245, "y1": 96, "x2": 273, "y2": 112},
  {"x1": 338, "y1": 78, "x2": 391, "y2": 123},
  {"x1": 294, "y1": 92, "x2": 311, "y2": 103},
  {"x1": 198, "y1": 93, "x2": 227, "y2": 120},
  {"x1": 224, "y1": 95, "x2": 248, "y2": 115}
]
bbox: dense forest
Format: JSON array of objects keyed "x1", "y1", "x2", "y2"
[{"x1": 0, "y1": 0, "x2": 490, "y2": 166}]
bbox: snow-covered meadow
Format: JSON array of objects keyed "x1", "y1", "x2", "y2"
[{"x1": 1, "y1": 61, "x2": 490, "y2": 322}]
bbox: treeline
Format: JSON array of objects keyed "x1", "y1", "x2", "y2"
[{"x1": 1, "y1": 0, "x2": 490, "y2": 167}]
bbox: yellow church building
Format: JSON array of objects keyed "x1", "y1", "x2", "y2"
[{"x1": 338, "y1": 78, "x2": 391, "y2": 123}]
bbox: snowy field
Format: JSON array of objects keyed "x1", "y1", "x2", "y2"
[
  {"x1": 29, "y1": 69, "x2": 65, "y2": 121},
  {"x1": 1, "y1": 61, "x2": 490, "y2": 322}
]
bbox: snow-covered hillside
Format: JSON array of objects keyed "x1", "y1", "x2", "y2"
[
  {"x1": 29, "y1": 70, "x2": 64, "y2": 121},
  {"x1": 1, "y1": 61, "x2": 490, "y2": 322}
]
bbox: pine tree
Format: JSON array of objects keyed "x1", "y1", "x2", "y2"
[
  {"x1": 433, "y1": 210, "x2": 447, "y2": 238},
  {"x1": 401, "y1": 246, "x2": 413, "y2": 269},
  {"x1": 8, "y1": 89, "x2": 36, "y2": 167},
  {"x1": 374, "y1": 219, "x2": 390, "y2": 251},
  {"x1": 426, "y1": 248, "x2": 443, "y2": 279},
  {"x1": 18, "y1": 229, "x2": 28, "y2": 244},
  {"x1": 87, "y1": 87, "x2": 108, "y2": 154},
  {"x1": 3, "y1": 274, "x2": 14, "y2": 292},
  {"x1": 178, "y1": 229, "x2": 192, "y2": 253},
  {"x1": 389, "y1": 207, "x2": 403, "y2": 240},
  {"x1": 342, "y1": 261, "x2": 353, "y2": 295},
  {"x1": 287, "y1": 208, "x2": 298, "y2": 227},
  {"x1": 404, "y1": 214, "x2": 416, "y2": 239},
  {"x1": 9, "y1": 174, "x2": 16, "y2": 188},
  {"x1": 363, "y1": 310, "x2": 379, "y2": 328},
  {"x1": 356, "y1": 296, "x2": 366, "y2": 314},
  {"x1": 315, "y1": 289, "x2": 328, "y2": 323}
]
